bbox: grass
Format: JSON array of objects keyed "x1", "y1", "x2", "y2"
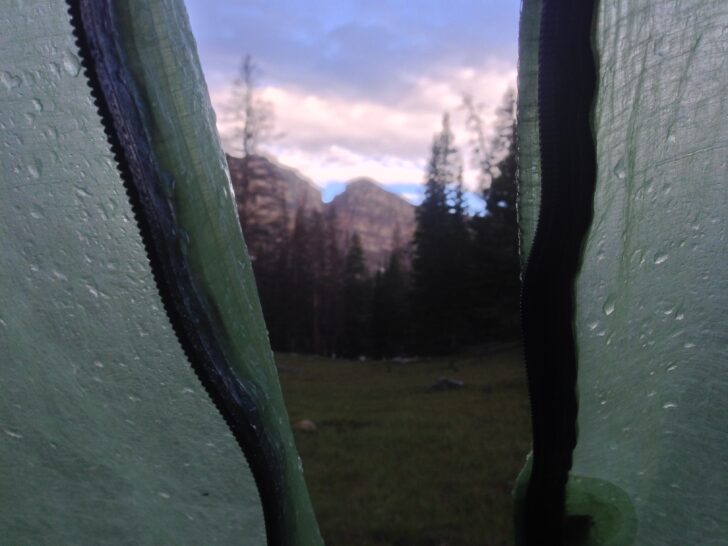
[{"x1": 276, "y1": 344, "x2": 532, "y2": 546}]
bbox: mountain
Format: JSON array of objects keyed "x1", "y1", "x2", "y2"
[
  {"x1": 327, "y1": 178, "x2": 415, "y2": 269},
  {"x1": 226, "y1": 154, "x2": 322, "y2": 258},
  {"x1": 226, "y1": 154, "x2": 415, "y2": 269},
  {"x1": 227, "y1": 153, "x2": 322, "y2": 230}
]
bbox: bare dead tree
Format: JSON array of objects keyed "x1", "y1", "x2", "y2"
[
  {"x1": 462, "y1": 89, "x2": 516, "y2": 194},
  {"x1": 225, "y1": 54, "x2": 276, "y2": 157}
]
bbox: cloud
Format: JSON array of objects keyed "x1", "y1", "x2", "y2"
[
  {"x1": 186, "y1": 0, "x2": 520, "y2": 191},
  {"x1": 186, "y1": 1, "x2": 519, "y2": 99},
  {"x1": 400, "y1": 191, "x2": 424, "y2": 205},
  {"x1": 210, "y1": 62, "x2": 516, "y2": 190}
]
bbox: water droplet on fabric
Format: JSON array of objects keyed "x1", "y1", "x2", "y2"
[
  {"x1": 49, "y1": 62, "x2": 62, "y2": 78},
  {"x1": 603, "y1": 296, "x2": 616, "y2": 316},
  {"x1": 44, "y1": 126, "x2": 59, "y2": 140},
  {"x1": 630, "y1": 248, "x2": 644, "y2": 265},
  {"x1": 27, "y1": 161, "x2": 41, "y2": 179},
  {"x1": 4, "y1": 429, "x2": 23, "y2": 439},
  {"x1": 663, "y1": 402, "x2": 678, "y2": 409},
  {"x1": 653, "y1": 38, "x2": 668, "y2": 57},
  {"x1": 31, "y1": 98, "x2": 43, "y2": 112},
  {"x1": 613, "y1": 158, "x2": 626, "y2": 179},
  {"x1": 654, "y1": 252, "x2": 668, "y2": 264},
  {"x1": 62, "y1": 50, "x2": 81, "y2": 77},
  {"x1": 0, "y1": 71, "x2": 21, "y2": 89},
  {"x1": 75, "y1": 186, "x2": 92, "y2": 199}
]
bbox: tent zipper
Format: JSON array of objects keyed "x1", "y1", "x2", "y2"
[
  {"x1": 66, "y1": 2, "x2": 286, "y2": 544},
  {"x1": 519, "y1": 0, "x2": 598, "y2": 543}
]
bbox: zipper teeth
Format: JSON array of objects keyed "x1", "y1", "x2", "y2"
[
  {"x1": 519, "y1": 0, "x2": 598, "y2": 543},
  {"x1": 65, "y1": 2, "x2": 285, "y2": 544},
  {"x1": 519, "y1": 0, "x2": 544, "y2": 484},
  {"x1": 517, "y1": 1, "x2": 544, "y2": 472}
]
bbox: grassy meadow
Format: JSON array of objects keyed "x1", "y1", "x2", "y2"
[{"x1": 277, "y1": 344, "x2": 531, "y2": 546}]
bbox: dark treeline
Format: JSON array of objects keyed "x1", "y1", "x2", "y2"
[{"x1": 241, "y1": 93, "x2": 520, "y2": 358}]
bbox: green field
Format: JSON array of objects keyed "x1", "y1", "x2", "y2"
[{"x1": 277, "y1": 344, "x2": 532, "y2": 545}]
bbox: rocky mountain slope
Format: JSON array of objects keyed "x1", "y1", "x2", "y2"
[
  {"x1": 327, "y1": 177, "x2": 415, "y2": 269},
  {"x1": 226, "y1": 154, "x2": 415, "y2": 269},
  {"x1": 227, "y1": 154, "x2": 322, "y2": 232}
]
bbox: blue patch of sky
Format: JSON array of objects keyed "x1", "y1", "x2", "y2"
[
  {"x1": 322, "y1": 181, "x2": 486, "y2": 215},
  {"x1": 321, "y1": 182, "x2": 347, "y2": 203},
  {"x1": 381, "y1": 183, "x2": 486, "y2": 215},
  {"x1": 465, "y1": 192, "x2": 487, "y2": 215}
]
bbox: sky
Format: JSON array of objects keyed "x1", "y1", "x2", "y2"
[{"x1": 184, "y1": 0, "x2": 520, "y2": 207}]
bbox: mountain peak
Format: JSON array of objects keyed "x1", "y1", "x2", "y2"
[
  {"x1": 226, "y1": 154, "x2": 415, "y2": 270},
  {"x1": 347, "y1": 176, "x2": 380, "y2": 188},
  {"x1": 328, "y1": 178, "x2": 415, "y2": 270},
  {"x1": 334, "y1": 177, "x2": 412, "y2": 205}
]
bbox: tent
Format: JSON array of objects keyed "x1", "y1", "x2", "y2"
[
  {"x1": 516, "y1": 1, "x2": 727, "y2": 544},
  {"x1": 1, "y1": 0, "x2": 725, "y2": 545},
  {"x1": 1, "y1": 1, "x2": 320, "y2": 544}
]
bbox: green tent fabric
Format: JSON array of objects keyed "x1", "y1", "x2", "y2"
[
  {"x1": 1, "y1": 1, "x2": 321, "y2": 544},
  {"x1": 4, "y1": 0, "x2": 727, "y2": 544},
  {"x1": 517, "y1": 0, "x2": 728, "y2": 544}
]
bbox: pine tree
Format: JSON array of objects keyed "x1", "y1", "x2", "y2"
[
  {"x1": 466, "y1": 91, "x2": 521, "y2": 340},
  {"x1": 320, "y1": 208, "x2": 344, "y2": 356},
  {"x1": 484, "y1": 91, "x2": 518, "y2": 221},
  {"x1": 412, "y1": 114, "x2": 470, "y2": 354},
  {"x1": 248, "y1": 168, "x2": 291, "y2": 352},
  {"x1": 371, "y1": 246, "x2": 410, "y2": 358},
  {"x1": 287, "y1": 206, "x2": 315, "y2": 352},
  {"x1": 342, "y1": 234, "x2": 370, "y2": 357}
]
